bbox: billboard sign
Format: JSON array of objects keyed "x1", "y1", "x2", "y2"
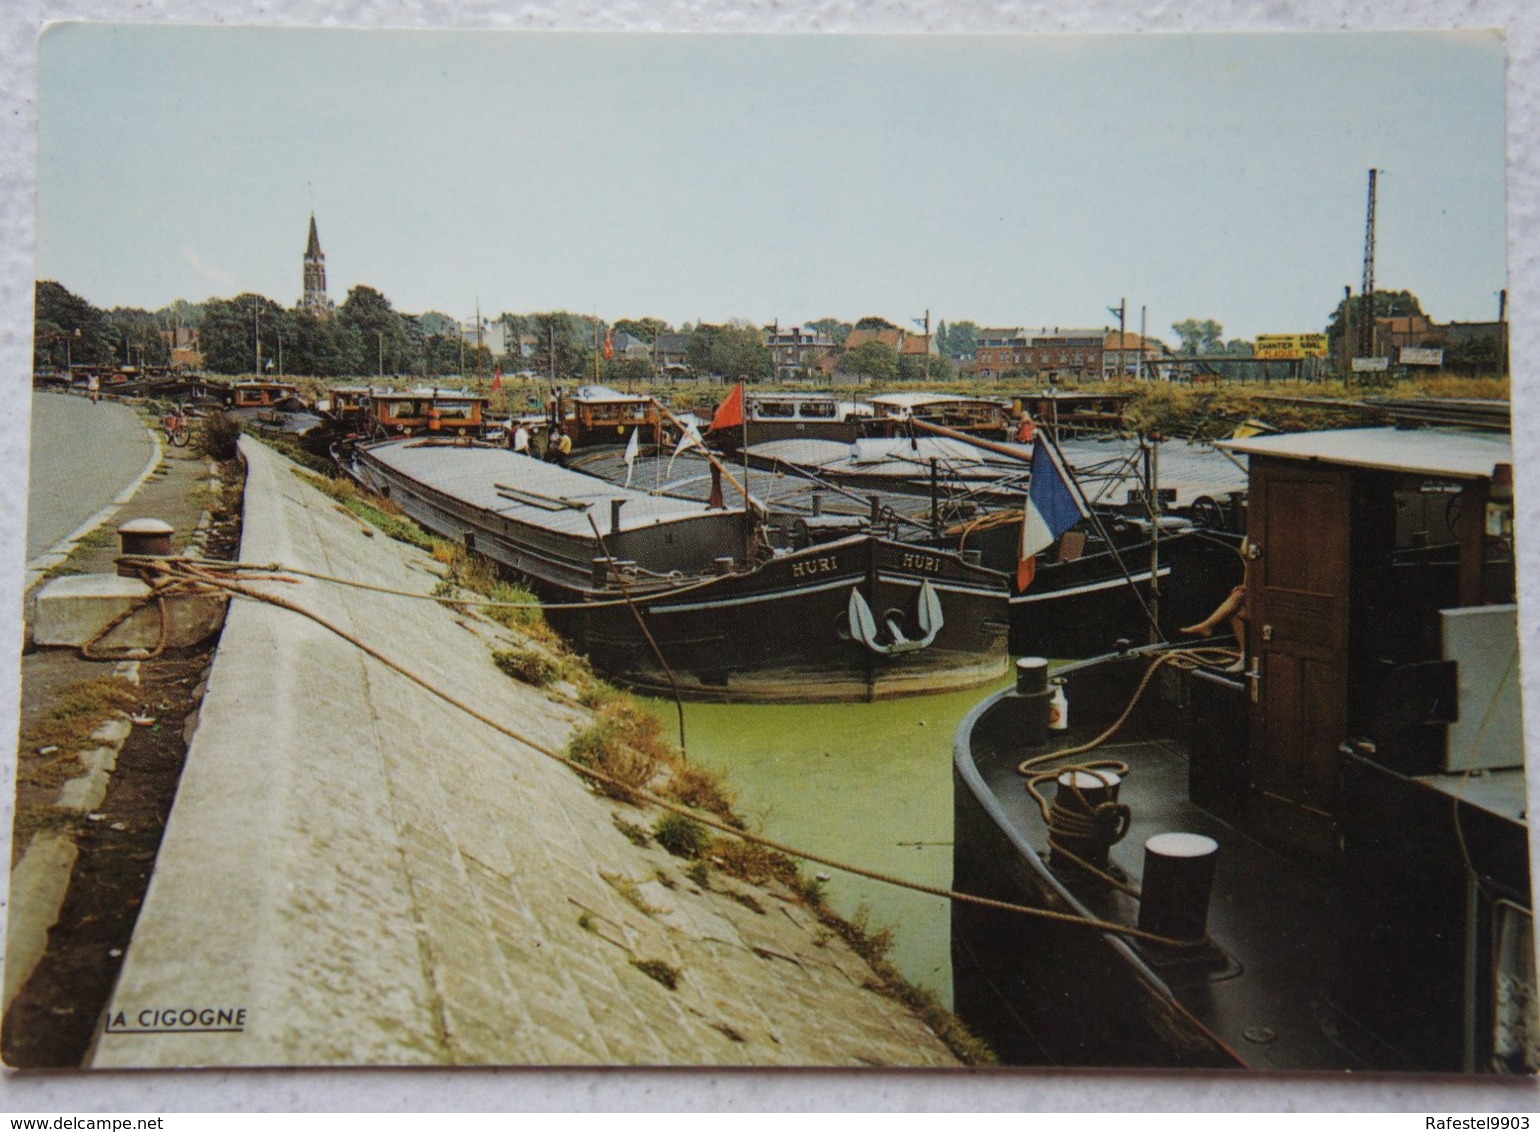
[
  {"x1": 1400, "y1": 346, "x2": 1445, "y2": 367},
  {"x1": 1352, "y1": 356, "x2": 1391, "y2": 373},
  {"x1": 1255, "y1": 333, "x2": 1329, "y2": 359}
]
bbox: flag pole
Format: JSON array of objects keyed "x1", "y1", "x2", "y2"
[
  {"x1": 649, "y1": 396, "x2": 752, "y2": 505},
  {"x1": 1039, "y1": 428, "x2": 1164, "y2": 640}
]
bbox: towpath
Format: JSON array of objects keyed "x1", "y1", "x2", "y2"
[{"x1": 92, "y1": 437, "x2": 959, "y2": 1068}]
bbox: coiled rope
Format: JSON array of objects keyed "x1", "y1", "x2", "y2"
[{"x1": 1014, "y1": 646, "x2": 1240, "y2": 899}]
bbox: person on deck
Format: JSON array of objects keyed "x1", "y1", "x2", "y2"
[
  {"x1": 512, "y1": 422, "x2": 530, "y2": 454},
  {"x1": 548, "y1": 428, "x2": 573, "y2": 467},
  {"x1": 1182, "y1": 538, "x2": 1254, "y2": 666}
]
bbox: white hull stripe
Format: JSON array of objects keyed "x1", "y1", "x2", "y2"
[
  {"x1": 1010, "y1": 566, "x2": 1171, "y2": 605},
  {"x1": 648, "y1": 575, "x2": 858, "y2": 615},
  {"x1": 876, "y1": 574, "x2": 1009, "y2": 599},
  {"x1": 648, "y1": 572, "x2": 1001, "y2": 615}
]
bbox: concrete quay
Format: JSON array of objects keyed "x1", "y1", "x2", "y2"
[{"x1": 91, "y1": 438, "x2": 958, "y2": 1068}]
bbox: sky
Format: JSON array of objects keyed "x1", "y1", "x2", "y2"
[{"x1": 36, "y1": 26, "x2": 1507, "y2": 343}]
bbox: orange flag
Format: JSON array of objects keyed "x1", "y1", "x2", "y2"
[
  {"x1": 710, "y1": 382, "x2": 745, "y2": 432},
  {"x1": 603, "y1": 330, "x2": 615, "y2": 361}
]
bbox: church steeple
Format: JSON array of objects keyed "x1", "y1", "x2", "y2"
[{"x1": 301, "y1": 214, "x2": 331, "y2": 315}]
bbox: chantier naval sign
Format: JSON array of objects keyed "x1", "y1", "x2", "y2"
[{"x1": 1254, "y1": 333, "x2": 1329, "y2": 359}]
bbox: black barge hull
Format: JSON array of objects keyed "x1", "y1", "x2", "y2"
[{"x1": 353, "y1": 440, "x2": 1010, "y2": 703}]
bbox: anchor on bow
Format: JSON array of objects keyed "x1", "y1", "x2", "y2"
[{"x1": 848, "y1": 580, "x2": 945, "y2": 655}]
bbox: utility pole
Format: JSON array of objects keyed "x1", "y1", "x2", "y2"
[
  {"x1": 1359, "y1": 168, "x2": 1378, "y2": 360},
  {"x1": 475, "y1": 298, "x2": 485, "y2": 383},
  {"x1": 377, "y1": 330, "x2": 384, "y2": 379},
  {"x1": 1139, "y1": 305, "x2": 1147, "y2": 381},
  {"x1": 253, "y1": 300, "x2": 261, "y2": 377},
  {"x1": 1499, "y1": 288, "x2": 1508, "y2": 376},
  {"x1": 1108, "y1": 298, "x2": 1126, "y2": 378}
]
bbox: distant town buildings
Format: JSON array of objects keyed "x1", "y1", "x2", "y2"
[
  {"x1": 971, "y1": 326, "x2": 1142, "y2": 381},
  {"x1": 767, "y1": 325, "x2": 838, "y2": 379}
]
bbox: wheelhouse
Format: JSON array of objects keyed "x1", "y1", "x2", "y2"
[
  {"x1": 554, "y1": 385, "x2": 661, "y2": 447},
  {"x1": 868, "y1": 392, "x2": 1012, "y2": 436},
  {"x1": 367, "y1": 389, "x2": 489, "y2": 437},
  {"x1": 230, "y1": 381, "x2": 302, "y2": 409}
]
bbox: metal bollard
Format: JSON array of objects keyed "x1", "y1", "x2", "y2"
[
  {"x1": 117, "y1": 518, "x2": 174, "y2": 576},
  {"x1": 1048, "y1": 769, "x2": 1124, "y2": 870},
  {"x1": 1137, "y1": 832, "x2": 1219, "y2": 945},
  {"x1": 1012, "y1": 657, "x2": 1053, "y2": 749}
]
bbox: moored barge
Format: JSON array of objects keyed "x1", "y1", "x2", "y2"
[
  {"x1": 350, "y1": 438, "x2": 1010, "y2": 702},
  {"x1": 951, "y1": 425, "x2": 1533, "y2": 1071}
]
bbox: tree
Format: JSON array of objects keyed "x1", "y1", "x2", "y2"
[
  {"x1": 940, "y1": 319, "x2": 978, "y2": 360},
  {"x1": 283, "y1": 308, "x2": 356, "y2": 377},
  {"x1": 612, "y1": 317, "x2": 669, "y2": 344},
  {"x1": 337, "y1": 285, "x2": 413, "y2": 376},
  {"x1": 899, "y1": 353, "x2": 956, "y2": 382},
  {"x1": 810, "y1": 318, "x2": 853, "y2": 347},
  {"x1": 198, "y1": 293, "x2": 287, "y2": 374},
  {"x1": 34, "y1": 281, "x2": 115, "y2": 370},
  {"x1": 528, "y1": 311, "x2": 592, "y2": 382},
  {"x1": 855, "y1": 315, "x2": 899, "y2": 332},
  {"x1": 1324, "y1": 289, "x2": 1426, "y2": 353},
  {"x1": 602, "y1": 355, "x2": 657, "y2": 385},
  {"x1": 1171, "y1": 318, "x2": 1224, "y2": 355},
  {"x1": 685, "y1": 321, "x2": 771, "y2": 380},
  {"x1": 105, "y1": 307, "x2": 172, "y2": 368},
  {"x1": 839, "y1": 339, "x2": 899, "y2": 383}
]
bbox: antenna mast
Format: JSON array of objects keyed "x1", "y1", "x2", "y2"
[{"x1": 1359, "y1": 168, "x2": 1377, "y2": 359}]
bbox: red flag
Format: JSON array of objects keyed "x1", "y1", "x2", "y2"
[
  {"x1": 603, "y1": 330, "x2": 615, "y2": 361},
  {"x1": 710, "y1": 382, "x2": 745, "y2": 432},
  {"x1": 491, "y1": 366, "x2": 503, "y2": 392},
  {"x1": 1016, "y1": 552, "x2": 1036, "y2": 593}
]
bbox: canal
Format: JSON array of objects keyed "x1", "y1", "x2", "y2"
[{"x1": 645, "y1": 670, "x2": 1014, "y2": 1008}]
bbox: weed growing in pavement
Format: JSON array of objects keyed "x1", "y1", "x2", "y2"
[
  {"x1": 16, "y1": 679, "x2": 141, "y2": 793},
  {"x1": 566, "y1": 706, "x2": 667, "y2": 802},
  {"x1": 652, "y1": 813, "x2": 710, "y2": 859},
  {"x1": 612, "y1": 815, "x2": 652, "y2": 847},
  {"x1": 492, "y1": 647, "x2": 562, "y2": 688},
  {"x1": 630, "y1": 958, "x2": 681, "y2": 990},
  {"x1": 661, "y1": 762, "x2": 737, "y2": 823}
]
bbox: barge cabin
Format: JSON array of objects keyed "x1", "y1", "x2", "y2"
[
  {"x1": 552, "y1": 385, "x2": 662, "y2": 448},
  {"x1": 951, "y1": 424, "x2": 1532, "y2": 1072},
  {"x1": 363, "y1": 388, "x2": 490, "y2": 439}
]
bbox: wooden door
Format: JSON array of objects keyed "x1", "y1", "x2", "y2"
[{"x1": 1246, "y1": 458, "x2": 1351, "y2": 859}]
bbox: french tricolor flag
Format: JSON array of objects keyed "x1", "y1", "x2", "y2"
[{"x1": 1017, "y1": 436, "x2": 1087, "y2": 591}]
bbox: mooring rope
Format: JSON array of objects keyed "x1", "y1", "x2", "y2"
[
  {"x1": 1012, "y1": 646, "x2": 1240, "y2": 900},
  {"x1": 111, "y1": 553, "x2": 1211, "y2": 951},
  {"x1": 159, "y1": 554, "x2": 749, "y2": 612}
]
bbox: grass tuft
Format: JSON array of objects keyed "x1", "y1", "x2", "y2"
[
  {"x1": 492, "y1": 647, "x2": 562, "y2": 688},
  {"x1": 662, "y1": 762, "x2": 737, "y2": 822},
  {"x1": 652, "y1": 813, "x2": 710, "y2": 860}
]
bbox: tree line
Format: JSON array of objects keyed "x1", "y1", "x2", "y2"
[{"x1": 40, "y1": 277, "x2": 1470, "y2": 385}]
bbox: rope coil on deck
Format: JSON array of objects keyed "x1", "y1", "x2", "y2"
[
  {"x1": 1014, "y1": 646, "x2": 1239, "y2": 904},
  {"x1": 106, "y1": 553, "x2": 1222, "y2": 952}
]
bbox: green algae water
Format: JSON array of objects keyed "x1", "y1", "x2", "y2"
[{"x1": 644, "y1": 670, "x2": 1014, "y2": 1007}]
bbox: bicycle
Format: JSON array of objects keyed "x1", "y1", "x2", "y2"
[{"x1": 162, "y1": 411, "x2": 191, "y2": 447}]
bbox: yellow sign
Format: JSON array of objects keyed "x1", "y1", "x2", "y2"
[{"x1": 1254, "y1": 333, "x2": 1329, "y2": 359}]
